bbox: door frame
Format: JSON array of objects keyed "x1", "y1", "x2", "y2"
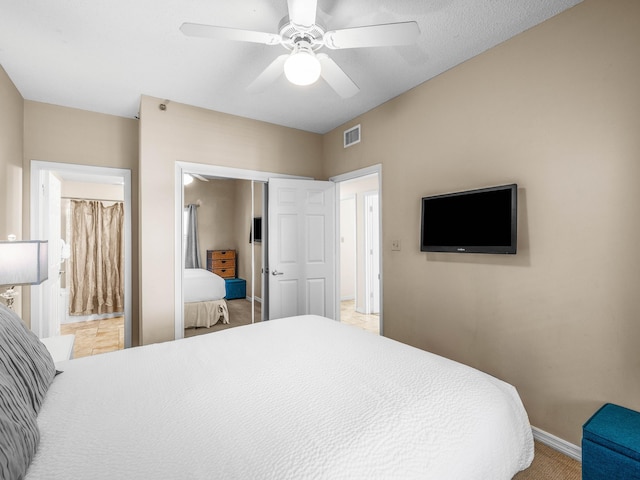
[
  {"x1": 42, "y1": 171, "x2": 61, "y2": 338},
  {"x1": 173, "y1": 161, "x2": 309, "y2": 340},
  {"x1": 30, "y1": 160, "x2": 133, "y2": 347},
  {"x1": 329, "y1": 164, "x2": 383, "y2": 334}
]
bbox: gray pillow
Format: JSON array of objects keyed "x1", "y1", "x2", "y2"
[
  {"x1": 0, "y1": 304, "x2": 57, "y2": 414},
  {"x1": 0, "y1": 370, "x2": 40, "y2": 480}
]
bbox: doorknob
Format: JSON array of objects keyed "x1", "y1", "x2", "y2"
[{"x1": 271, "y1": 270, "x2": 284, "y2": 276}]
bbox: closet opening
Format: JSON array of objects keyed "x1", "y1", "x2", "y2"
[{"x1": 174, "y1": 161, "x2": 308, "y2": 340}]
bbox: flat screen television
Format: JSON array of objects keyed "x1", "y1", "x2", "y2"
[
  {"x1": 251, "y1": 217, "x2": 262, "y2": 243},
  {"x1": 420, "y1": 184, "x2": 517, "y2": 254}
]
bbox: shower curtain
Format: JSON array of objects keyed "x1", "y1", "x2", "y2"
[{"x1": 69, "y1": 200, "x2": 124, "y2": 315}]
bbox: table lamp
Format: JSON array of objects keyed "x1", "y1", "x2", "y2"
[{"x1": 0, "y1": 238, "x2": 49, "y2": 309}]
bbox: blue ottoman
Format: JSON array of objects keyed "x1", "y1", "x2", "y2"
[
  {"x1": 582, "y1": 403, "x2": 640, "y2": 480},
  {"x1": 224, "y1": 278, "x2": 246, "y2": 300}
]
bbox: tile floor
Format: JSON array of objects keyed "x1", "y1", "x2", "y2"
[
  {"x1": 62, "y1": 300, "x2": 379, "y2": 360},
  {"x1": 61, "y1": 316, "x2": 124, "y2": 359},
  {"x1": 340, "y1": 300, "x2": 380, "y2": 334}
]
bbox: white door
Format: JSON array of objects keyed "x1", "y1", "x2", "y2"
[
  {"x1": 268, "y1": 178, "x2": 335, "y2": 320},
  {"x1": 34, "y1": 171, "x2": 62, "y2": 338},
  {"x1": 364, "y1": 192, "x2": 380, "y2": 315}
]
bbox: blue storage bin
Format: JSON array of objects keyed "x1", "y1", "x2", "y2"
[
  {"x1": 225, "y1": 278, "x2": 246, "y2": 300},
  {"x1": 582, "y1": 403, "x2": 640, "y2": 480}
]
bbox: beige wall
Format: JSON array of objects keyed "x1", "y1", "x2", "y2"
[
  {"x1": 323, "y1": 0, "x2": 640, "y2": 445},
  {"x1": 0, "y1": 66, "x2": 24, "y2": 240},
  {"x1": 233, "y1": 180, "x2": 249, "y2": 296},
  {"x1": 184, "y1": 177, "x2": 239, "y2": 260},
  {"x1": 138, "y1": 95, "x2": 323, "y2": 345},
  {"x1": 61, "y1": 180, "x2": 125, "y2": 201},
  {"x1": 0, "y1": 66, "x2": 25, "y2": 313},
  {"x1": 233, "y1": 180, "x2": 263, "y2": 300},
  {"x1": 23, "y1": 101, "x2": 140, "y2": 344}
]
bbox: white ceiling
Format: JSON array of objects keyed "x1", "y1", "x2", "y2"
[{"x1": 0, "y1": 0, "x2": 581, "y2": 134}]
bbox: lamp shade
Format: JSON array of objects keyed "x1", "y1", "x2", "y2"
[
  {"x1": 284, "y1": 42, "x2": 321, "y2": 86},
  {"x1": 0, "y1": 240, "x2": 49, "y2": 286}
]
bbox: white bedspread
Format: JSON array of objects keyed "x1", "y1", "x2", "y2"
[
  {"x1": 28, "y1": 315, "x2": 533, "y2": 480},
  {"x1": 183, "y1": 268, "x2": 226, "y2": 303}
]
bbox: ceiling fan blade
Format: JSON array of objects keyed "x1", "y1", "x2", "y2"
[
  {"x1": 192, "y1": 174, "x2": 209, "y2": 182},
  {"x1": 324, "y1": 21, "x2": 420, "y2": 49},
  {"x1": 180, "y1": 22, "x2": 280, "y2": 45},
  {"x1": 287, "y1": 0, "x2": 317, "y2": 28},
  {"x1": 246, "y1": 55, "x2": 288, "y2": 93},
  {"x1": 317, "y1": 54, "x2": 359, "y2": 98}
]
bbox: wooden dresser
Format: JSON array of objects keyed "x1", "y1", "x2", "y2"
[{"x1": 206, "y1": 249, "x2": 236, "y2": 278}]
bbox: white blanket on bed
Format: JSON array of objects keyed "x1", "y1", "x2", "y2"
[
  {"x1": 28, "y1": 315, "x2": 533, "y2": 479},
  {"x1": 183, "y1": 268, "x2": 226, "y2": 303}
]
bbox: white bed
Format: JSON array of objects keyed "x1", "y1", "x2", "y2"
[
  {"x1": 183, "y1": 268, "x2": 229, "y2": 328},
  {"x1": 25, "y1": 315, "x2": 534, "y2": 479}
]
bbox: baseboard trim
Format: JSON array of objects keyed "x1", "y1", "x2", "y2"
[{"x1": 532, "y1": 426, "x2": 582, "y2": 462}]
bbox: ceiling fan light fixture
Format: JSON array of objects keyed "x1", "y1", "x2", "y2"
[{"x1": 284, "y1": 42, "x2": 321, "y2": 86}]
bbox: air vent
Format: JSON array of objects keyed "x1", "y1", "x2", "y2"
[{"x1": 343, "y1": 124, "x2": 361, "y2": 148}]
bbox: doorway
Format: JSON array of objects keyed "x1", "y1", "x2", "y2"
[
  {"x1": 30, "y1": 161, "x2": 133, "y2": 351},
  {"x1": 330, "y1": 166, "x2": 382, "y2": 335}
]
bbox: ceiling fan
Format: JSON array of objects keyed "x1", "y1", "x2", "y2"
[{"x1": 180, "y1": 0, "x2": 420, "y2": 98}]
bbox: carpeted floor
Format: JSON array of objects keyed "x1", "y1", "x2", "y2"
[
  {"x1": 184, "y1": 298, "x2": 261, "y2": 337},
  {"x1": 513, "y1": 441, "x2": 581, "y2": 480}
]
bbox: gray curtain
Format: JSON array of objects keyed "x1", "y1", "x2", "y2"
[
  {"x1": 185, "y1": 204, "x2": 202, "y2": 269},
  {"x1": 69, "y1": 200, "x2": 124, "y2": 315}
]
